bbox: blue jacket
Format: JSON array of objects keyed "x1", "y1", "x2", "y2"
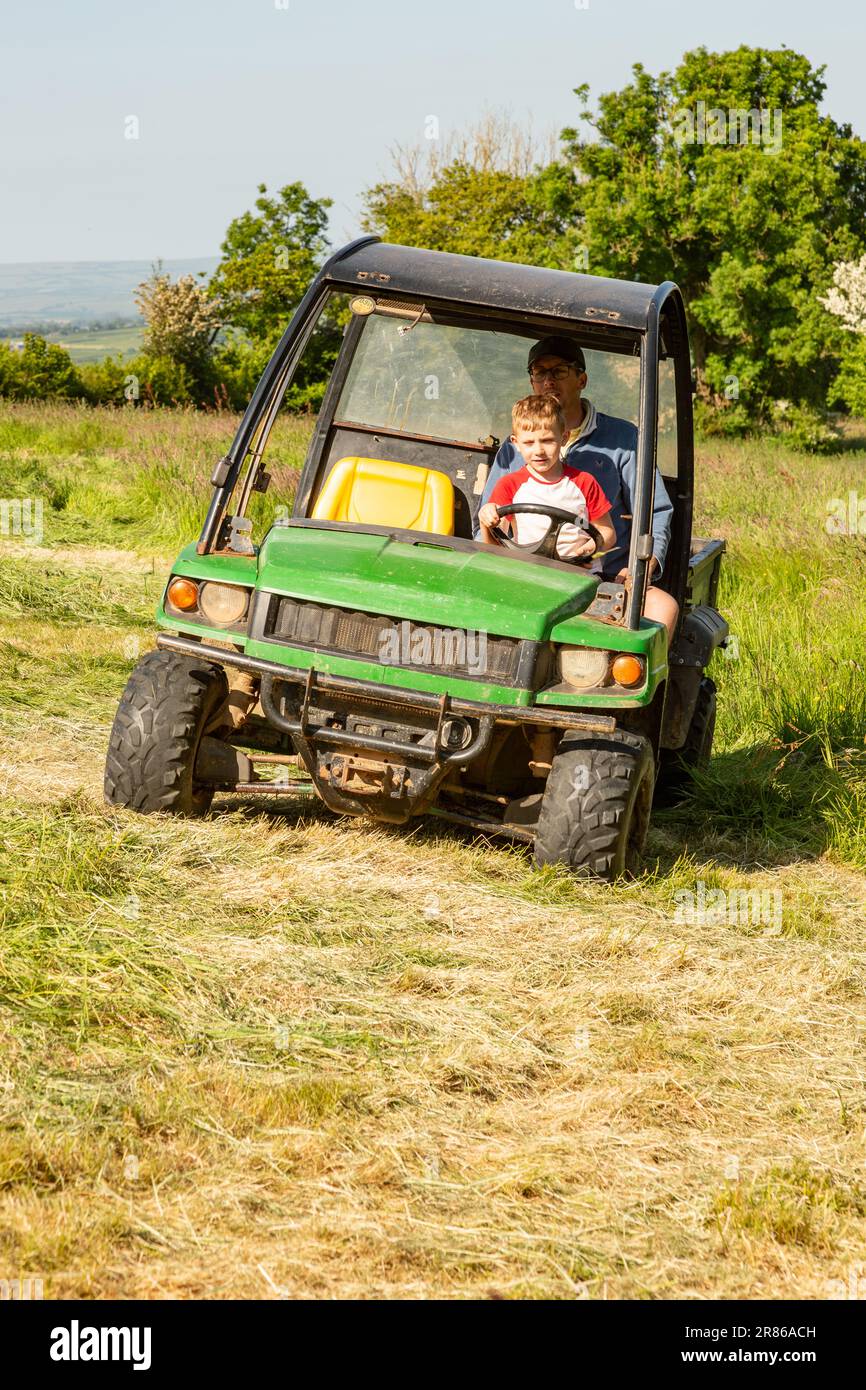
[{"x1": 474, "y1": 411, "x2": 673, "y2": 581}]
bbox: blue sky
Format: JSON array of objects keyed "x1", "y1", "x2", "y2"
[{"x1": 1, "y1": 0, "x2": 862, "y2": 263}]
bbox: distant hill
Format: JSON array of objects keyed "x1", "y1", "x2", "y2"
[{"x1": 0, "y1": 258, "x2": 219, "y2": 331}]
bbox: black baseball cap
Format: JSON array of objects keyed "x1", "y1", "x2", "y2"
[{"x1": 528, "y1": 336, "x2": 586, "y2": 372}]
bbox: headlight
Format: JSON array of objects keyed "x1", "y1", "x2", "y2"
[
  {"x1": 197, "y1": 582, "x2": 249, "y2": 627},
  {"x1": 558, "y1": 646, "x2": 611, "y2": 690},
  {"x1": 557, "y1": 647, "x2": 646, "y2": 691},
  {"x1": 611, "y1": 654, "x2": 644, "y2": 688},
  {"x1": 166, "y1": 576, "x2": 199, "y2": 612}
]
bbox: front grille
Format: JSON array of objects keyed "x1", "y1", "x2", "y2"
[{"x1": 262, "y1": 596, "x2": 521, "y2": 684}]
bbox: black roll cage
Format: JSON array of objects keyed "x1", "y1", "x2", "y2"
[{"x1": 197, "y1": 237, "x2": 694, "y2": 632}]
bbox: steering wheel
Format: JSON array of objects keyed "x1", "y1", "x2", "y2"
[{"x1": 489, "y1": 502, "x2": 603, "y2": 561}]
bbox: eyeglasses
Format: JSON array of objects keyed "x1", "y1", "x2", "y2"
[{"x1": 529, "y1": 365, "x2": 573, "y2": 382}]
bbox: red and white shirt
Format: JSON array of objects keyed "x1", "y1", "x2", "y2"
[{"x1": 489, "y1": 463, "x2": 610, "y2": 562}]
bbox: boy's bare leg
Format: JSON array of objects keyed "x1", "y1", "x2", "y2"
[
  {"x1": 644, "y1": 585, "x2": 679, "y2": 645},
  {"x1": 615, "y1": 563, "x2": 678, "y2": 645}
]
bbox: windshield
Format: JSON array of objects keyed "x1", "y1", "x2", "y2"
[{"x1": 336, "y1": 312, "x2": 641, "y2": 445}]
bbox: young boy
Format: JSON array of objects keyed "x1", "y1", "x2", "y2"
[{"x1": 478, "y1": 394, "x2": 616, "y2": 566}]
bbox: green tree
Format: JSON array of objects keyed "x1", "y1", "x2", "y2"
[
  {"x1": 364, "y1": 162, "x2": 578, "y2": 268},
  {"x1": 209, "y1": 182, "x2": 336, "y2": 409},
  {"x1": 131, "y1": 265, "x2": 222, "y2": 404},
  {"x1": 0, "y1": 334, "x2": 80, "y2": 400},
  {"x1": 209, "y1": 182, "x2": 332, "y2": 341},
  {"x1": 362, "y1": 115, "x2": 580, "y2": 268},
  {"x1": 135, "y1": 267, "x2": 220, "y2": 367},
  {"x1": 76, "y1": 354, "x2": 133, "y2": 405},
  {"x1": 560, "y1": 47, "x2": 866, "y2": 421},
  {"x1": 76, "y1": 352, "x2": 198, "y2": 408},
  {"x1": 830, "y1": 339, "x2": 866, "y2": 417}
]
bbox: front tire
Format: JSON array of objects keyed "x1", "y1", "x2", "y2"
[
  {"x1": 104, "y1": 650, "x2": 229, "y2": 816},
  {"x1": 533, "y1": 729, "x2": 654, "y2": 881}
]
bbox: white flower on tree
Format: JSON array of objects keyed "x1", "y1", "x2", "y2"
[
  {"x1": 820, "y1": 254, "x2": 866, "y2": 335},
  {"x1": 134, "y1": 266, "x2": 222, "y2": 366}
]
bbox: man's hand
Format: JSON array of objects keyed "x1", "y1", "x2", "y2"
[
  {"x1": 615, "y1": 557, "x2": 659, "y2": 585},
  {"x1": 478, "y1": 502, "x2": 501, "y2": 529}
]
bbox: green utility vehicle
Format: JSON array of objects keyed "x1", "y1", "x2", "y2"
[{"x1": 105, "y1": 239, "x2": 727, "y2": 879}]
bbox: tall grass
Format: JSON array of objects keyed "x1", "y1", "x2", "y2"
[
  {"x1": 678, "y1": 437, "x2": 866, "y2": 866},
  {"x1": 0, "y1": 400, "x2": 312, "y2": 553}
]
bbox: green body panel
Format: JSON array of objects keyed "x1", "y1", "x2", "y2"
[
  {"x1": 155, "y1": 543, "x2": 258, "y2": 646},
  {"x1": 154, "y1": 610, "x2": 247, "y2": 646},
  {"x1": 538, "y1": 613, "x2": 668, "y2": 707},
  {"x1": 169, "y1": 543, "x2": 259, "y2": 586},
  {"x1": 255, "y1": 525, "x2": 599, "y2": 639},
  {"x1": 550, "y1": 610, "x2": 661, "y2": 653},
  {"x1": 155, "y1": 527, "x2": 666, "y2": 711}
]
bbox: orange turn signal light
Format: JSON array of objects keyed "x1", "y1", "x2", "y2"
[
  {"x1": 166, "y1": 576, "x2": 199, "y2": 612},
  {"x1": 611, "y1": 654, "x2": 644, "y2": 688}
]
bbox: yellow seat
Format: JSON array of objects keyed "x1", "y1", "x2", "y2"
[{"x1": 311, "y1": 456, "x2": 454, "y2": 535}]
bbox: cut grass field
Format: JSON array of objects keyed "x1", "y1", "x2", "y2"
[
  {"x1": 1, "y1": 326, "x2": 144, "y2": 364},
  {"x1": 51, "y1": 326, "x2": 144, "y2": 365},
  {"x1": 1, "y1": 400, "x2": 866, "y2": 1299}
]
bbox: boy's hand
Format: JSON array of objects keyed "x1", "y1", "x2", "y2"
[
  {"x1": 569, "y1": 532, "x2": 597, "y2": 557},
  {"x1": 478, "y1": 502, "x2": 500, "y2": 529}
]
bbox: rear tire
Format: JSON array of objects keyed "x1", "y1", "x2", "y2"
[
  {"x1": 533, "y1": 729, "x2": 654, "y2": 881},
  {"x1": 104, "y1": 650, "x2": 229, "y2": 816},
  {"x1": 658, "y1": 676, "x2": 716, "y2": 801}
]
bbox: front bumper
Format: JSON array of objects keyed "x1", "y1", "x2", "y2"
[
  {"x1": 155, "y1": 633, "x2": 616, "y2": 737},
  {"x1": 156, "y1": 633, "x2": 615, "y2": 824}
]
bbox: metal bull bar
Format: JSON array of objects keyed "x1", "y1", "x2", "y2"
[{"x1": 258, "y1": 669, "x2": 496, "y2": 766}]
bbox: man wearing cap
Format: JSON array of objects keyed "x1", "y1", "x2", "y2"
[{"x1": 475, "y1": 336, "x2": 678, "y2": 641}]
